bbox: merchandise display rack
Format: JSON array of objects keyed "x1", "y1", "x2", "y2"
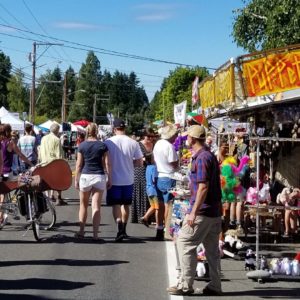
[{"x1": 247, "y1": 136, "x2": 300, "y2": 282}]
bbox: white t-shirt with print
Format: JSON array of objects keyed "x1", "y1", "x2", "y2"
[
  {"x1": 153, "y1": 139, "x2": 178, "y2": 178},
  {"x1": 105, "y1": 135, "x2": 143, "y2": 185}
]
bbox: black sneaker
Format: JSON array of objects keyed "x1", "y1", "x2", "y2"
[
  {"x1": 167, "y1": 286, "x2": 194, "y2": 296},
  {"x1": 156, "y1": 229, "x2": 164, "y2": 241},
  {"x1": 202, "y1": 286, "x2": 222, "y2": 296},
  {"x1": 115, "y1": 232, "x2": 124, "y2": 242},
  {"x1": 122, "y1": 232, "x2": 129, "y2": 239}
]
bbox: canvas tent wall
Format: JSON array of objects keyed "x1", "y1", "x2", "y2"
[{"x1": 0, "y1": 106, "x2": 24, "y2": 131}]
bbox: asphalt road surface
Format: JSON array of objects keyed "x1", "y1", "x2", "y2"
[{"x1": 1, "y1": 170, "x2": 300, "y2": 299}]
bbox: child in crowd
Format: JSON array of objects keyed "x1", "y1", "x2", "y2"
[{"x1": 141, "y1": 154, "x2": 164, "y2": 240}]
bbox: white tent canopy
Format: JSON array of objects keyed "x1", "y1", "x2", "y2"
[
  {"x1": 0, "y1": 106, "x2": 9, "y2": 118},
  {"x1": 0, "y1": 106, "x2": 24, "y2": 131}
]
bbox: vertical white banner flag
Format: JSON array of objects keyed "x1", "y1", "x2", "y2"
[
  {"x1": 192, "y1": 76, "x2": 199, "y2": 105},
  {"x1": 174, "y1": 101, "x2": 187, "y2": 127}
]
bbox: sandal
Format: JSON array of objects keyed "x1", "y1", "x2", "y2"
[
  {"x1": 74, "y1": 232, "x2": 85, "y2": 239},
  {"x1": 140, "y1": 217, "x2": 149, "y2": 227}
]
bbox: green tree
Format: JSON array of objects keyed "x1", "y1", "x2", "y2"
[
  {"x1": 150, "y1": 67, "x2": 208, "y2": 122},
  {"x1": 36, "y1": 67, "x2": 63, "y2": 120},
  {"x1": 0, "y1": 51, "x2": 12, "y2": 107},
  {"x1": 68, "y1": 51, "x2": 101, "y2": 121},
  {"x1": 232, "y1": 0, "x2": 300, "y2": 52},
  {"x1": 7, "y1": 69, "x2": 29, "y2": 114}
]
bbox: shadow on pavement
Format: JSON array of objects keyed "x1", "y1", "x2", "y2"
[
  {"x1": 0, "y1": 278, "x2": 93, "y2": 290},
  {"x1": 54, "y1": 221, "x2": 109, "y2": 227},
  {"x1": 223, "y1": 287, "x2": 300, "y2": 298},
  {"x1": 0, "y1": 258, "x2": 129, "y2": 267},
  {"x1": 0, "y1": 293, "x2": 49, "y2": 299}
]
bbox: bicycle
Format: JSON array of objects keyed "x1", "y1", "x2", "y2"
[
  {"x1": 0, "y1": 176, "x2": 57, "y2": 241},
  {"x1": 0, "y1": 159, "x2": 72, "y2": 241}
]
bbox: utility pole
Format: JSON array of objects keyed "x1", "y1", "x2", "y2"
[
  {"x1": 93, "y1": 94, "x2": 110, "y2": 123},
  {"x1": 62, "y1": 72, "x2": 67, "y2": 122},
  {"x1": 30, "y1": 42, "x2": 36, "y2": 123},
  {"x1": 93, "y1": 94, "x2": 98, "y2": 123},
  {"x1": 30, "y1": 42, "x2": 63, "y2": 124}
]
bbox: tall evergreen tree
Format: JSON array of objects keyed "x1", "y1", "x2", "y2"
[
  {"x1": 0, "y1": 51, "x2": 12, "y2": 107},
  {"x1": 68, "y1": 51, "x2": 101, "y2": 121}
]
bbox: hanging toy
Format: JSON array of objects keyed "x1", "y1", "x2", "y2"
[{"x1": 220, "y1": 156, "x2": 249, "y2": 203}]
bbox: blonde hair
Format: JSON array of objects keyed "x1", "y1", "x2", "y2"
[{"x1": 86, "y1": 123, "x2": 98, "y2": 138}]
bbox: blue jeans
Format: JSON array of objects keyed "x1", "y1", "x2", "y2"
[{"x1": 157, "y1": 177, "x2": 176, "y2": 203}]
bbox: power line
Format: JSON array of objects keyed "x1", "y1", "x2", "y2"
[
  {"x1": 0, "y1": 23, "x2": 217, "y2": 70},
  {"x1": 21, "y1": 0, "x2": 71, "y2": 62}
]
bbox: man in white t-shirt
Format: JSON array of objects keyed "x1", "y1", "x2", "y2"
[
  {"x1": 105, "y1": 118, "x2": 143, "y2": 242},
  {"x1": 153, "y1": 124, "x2": 178, "y2": 240}
]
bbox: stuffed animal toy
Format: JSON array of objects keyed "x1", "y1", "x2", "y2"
[
  {"x1": 246, "y1": 187, "x2": 258, "y2": 205},
  {"x1": 281, "y1": 257, "x2": 292, "y2": 275},
  {"x1": 288, "y1": 188, "x2": 300, "y2": 206},
  {"x1": 245, "y1": 249, "x2": 256, "y2": 270},
  {"x1": 259, "y1": 256, "x2": 268, "y2": 270},
  {"x1": 196, "y1": 262, "x2": 206, "y2": 277},
  {"x1": 223, "y1": 232, "x2": 245, "y2": 259},
  {"x1": 276, "y1": 187, "x2": 292, "y2": 206},
  {"x1": 197, "y1": 241, "x2": 224, "y2": 260},
  {"x1": 258, "y1": 183, "x2": 271, "y2": 203},
  {"x1": 269, "y1": 258, "x2": 281, "y2": 274},
  {"x1": 291, "y1": 259, "x2": 300, "y2": 276}
]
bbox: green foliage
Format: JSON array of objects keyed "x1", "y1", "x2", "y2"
[
  {"x1": 149, "y1": 66, "x2": 208, "y2": 123},
  {"x1": 232, "y1": 0, "x2": 300, "y2": 52},
  {"x1": 34, "y1": 114, "x2": 48, "y2": 125},
  {"x1": 0, "y1": 51, "x2": 12, "y2": 107},
  {"x1": 68, "y1": 51, "x2": 101, "y2": 121},
  {"x1": 7, "y1": 69, "x2": 29, "y2": 114},
  {"x1": 36, "y1": 67, "x2": 63, "y2": 120}
]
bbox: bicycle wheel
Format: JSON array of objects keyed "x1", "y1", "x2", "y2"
[
  {"x1": 38, "y1": 196, "x2": 56, "y2": 230},
  {"x1": 30, "y1": 194, "x2": 41, "y2": 241}
]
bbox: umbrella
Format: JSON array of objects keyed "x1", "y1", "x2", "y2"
[{"x1": 73, "y1": 120, "x2": 90, "y2": 127}]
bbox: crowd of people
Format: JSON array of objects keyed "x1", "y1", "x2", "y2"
[{"x1": 0, "y1": 118, "x2": 232, "y2": 297}]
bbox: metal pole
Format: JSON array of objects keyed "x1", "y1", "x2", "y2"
[
  {"x1": 93, "y1": 94, "x2": 97, "y2": 123},
  {"x1": 62, "y1": 72, "x2": 67, "y2": 122},
  {"x1": 31, "y1": 42, "x2": 36, "y2": 123},
  {"x1": 255, "y1": 139, "x2": 260, "y2": 268}
]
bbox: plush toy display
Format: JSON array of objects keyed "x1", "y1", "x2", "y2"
[
  {"x1": 269, "y1": 258, "x2": 281, "y2": 274},
  {"x1": 291, "y1": 259, "x2": 300, "y2": 276},
  {"x1": 221, "y1": 156, "x2": 249, "y2": 203},
  {"x1": 246, "y1": 183, "x2": 271, "y2": 205},
  {"x1": 196, "y1": 262, "x2": 206, "y2": 277},
  {"x1": 276, "y1": 187, "x2": 300, "y2": 206},
  {"x1": 245, "y1": 249, "x2": 256, "y2": 270},
  {"x1": 223, "y1": 232, "x2": 245, "y2": 258}
]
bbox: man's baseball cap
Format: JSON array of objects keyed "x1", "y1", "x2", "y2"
[
  {"x1": 182, "y1": 125, "x2": 206, "y2": 139},
  {"x1": 113, "y1": 118, "x2": 126, "y2": 128}
]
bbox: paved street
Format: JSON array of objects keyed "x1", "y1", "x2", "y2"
[{"x1": 0, "y1": 169, "x2": 300, "y2": 299}]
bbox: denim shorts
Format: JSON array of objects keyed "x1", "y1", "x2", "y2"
[
  {"x1": 106, "y1": 185, "x2": 134, "y2": 206},
  {"x1": 157, "y1": 177, "x2": 176, "y2": 203}
]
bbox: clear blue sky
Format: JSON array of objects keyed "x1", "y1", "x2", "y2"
[{"x1": 0, "y1": 0, "x2": 245, "y2": 101}]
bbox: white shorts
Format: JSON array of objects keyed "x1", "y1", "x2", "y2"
[{"x1": 79, "y1": 174, "x2": 106, "y2": 192}]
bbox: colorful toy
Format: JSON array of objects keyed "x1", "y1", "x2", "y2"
[
  {"x1": 246, "y1": 183, "x2": 271, "y2": 205},
  {"x1": 221, "y1": 156, "x2": 249, "y2": 203},
  {"x1": 245, "y1": 249, "x2": 256, "y2": 271}
]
